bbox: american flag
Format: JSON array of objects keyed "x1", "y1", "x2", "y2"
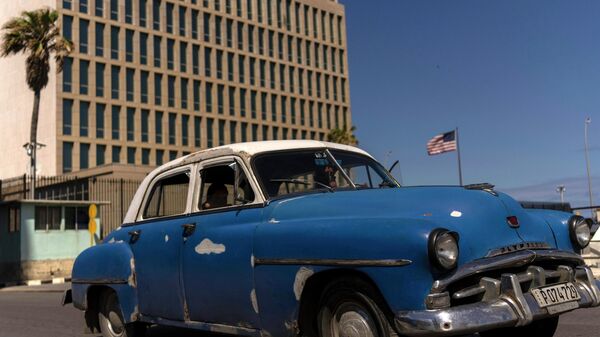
[{"x1": 427, "y1": 130, "x2": 457, "y2": 155}]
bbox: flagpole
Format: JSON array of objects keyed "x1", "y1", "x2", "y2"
[{"x1": 456, "y1": 127, "x2": 463, "y2": 186}]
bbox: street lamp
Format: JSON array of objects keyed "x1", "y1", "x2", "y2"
[
  {"x1": 584, "y1": 117, "x2": 594, "y2": 219},
  {"x1": 556, "y1": 185, "x2": 566, "y2": 203}
]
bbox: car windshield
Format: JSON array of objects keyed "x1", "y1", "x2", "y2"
[{"x1": 253, "y1": 149, "x2": 399, "y2": 199}]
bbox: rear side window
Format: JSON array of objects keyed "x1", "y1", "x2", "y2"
[{"x1": 143, "y1": 171, "x2": 190, "y2": 219}]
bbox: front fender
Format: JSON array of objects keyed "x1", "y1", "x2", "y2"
[
  {"x1": 71, "y1": 242, "x2": 140, "y2": 323},
  {"x1": 526, "y1": 209, "x2": 577, "y2": 252}
]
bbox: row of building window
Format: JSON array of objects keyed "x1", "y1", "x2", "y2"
[
  {"x1": 62, "y1": 98, "x2": 348, "y2": 144},
  {"x1": 62, "y1": 123, "x2": 332, "y2": 172},
  {"x1": 34, "y1": 206, "x2": 90, "y2": 231},
  {"x1": 63, "y1": 58, "x2": 346, "y2": 115},
  {"x1": 63, "y1": 17, "x2": 345, "y2": 79},
  {"x1": 62, "y1": 0, "x2": 344, "y2": 46}
]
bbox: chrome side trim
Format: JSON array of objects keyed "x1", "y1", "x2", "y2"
[
  {"x1": 71, "y1": 278, "x2": 128, "y2": 285},
  {"x1": 485, "y1": 242, "x2": 551, "y2": 258},
  {"x1": 430, "y1": 249, "x2": 583, "y2": 293},
  {"x1": 253, "y1": 258, "x2": 412, "y2": 267}
]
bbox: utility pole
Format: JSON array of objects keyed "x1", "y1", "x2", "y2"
[
  {"x1": 556, "y1": 185, "x2": 566, "y2": 203},
  {"x1": 584, "y1": 117, "x2": 594, "y2": 219}
]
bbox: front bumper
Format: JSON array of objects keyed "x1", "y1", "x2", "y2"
[{"x1": 395, "y1": 253, "x2": 600, "y2": 336}]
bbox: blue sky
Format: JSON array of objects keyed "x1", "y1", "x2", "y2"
[{"x1": 342, "y1": 0, "x2": 600, "y2": 207}]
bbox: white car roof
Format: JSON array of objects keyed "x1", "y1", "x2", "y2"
[{"x1": 123, "y1": 140, "x2": 372, "y2": 224}]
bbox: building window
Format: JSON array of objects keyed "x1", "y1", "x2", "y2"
[
  {"x1": 271, "y1": 94, "x2": 277, "y2": 121},
  {"x1": 205, "y1": 82, "x2": 213, "y2": 112},
  {"x1": 168, "y1": 113, "x2": 176, "y2": 145},
  {"x1": 241, "y1": 122, "x2": 248, "y2": 142},
  {"x1": 193, "y1": 45, "x2": 200, "y2": 75},
  {"x1": 216, "y1": 50, "x2": 223, "y2": 79},
  {"x1": 63, "y1": 0, "x2": 72, "y2": 10},
  {"x1": 63, "y1": 99, "x2": 73, "y2": 135},
  {"x1": 63, "y1": 15, "x2": 73, "y2": 41},
  {"x1": 154, "y1": 73, "x2": 162, "y2": 105},
  {"x1": 169, "y1": 150, "x2": 178, "y2": 161},
  {"x1": 192, "y1": 10, "x2": 199, "y2": 39},
  {"x1": 127, "y1": 107, "x2": 135, "y2": 141},
  {"x1": 227, "y1": 52, "x2": 234, "y2": 81},
  {"x1": 182, "y1": 114, "x2": 189, "y2": 146},
  {"x1": 203, "y1": 13, "x2": 211, "y2": 42},
  {"x1": 126, "y1": 29, "x2": 134, "y2": 62},
  {"x1": 94, "y1": 0, "x2": 104, "y2": 17},
  {"x1": 252, "y1": 124, "x2": 258, "y2": 141},
  {"x1": 110, "y1": 0, "x2": 118, "y2": 20},
  {"x1": 125, "y1": 0, "x2": 133, "y2": 23},
  {"x1": 281, "y1": 96, "x2": 286, "y2": 123},
  {"x1": 230, "y1": 121, "x2": 236, "y2": 143},
  {"x1": 217, "y1": 84, "x2": 224, "y2": 114},
  {"x1": 140, "y1": 32, "x2": 148, "y2": 64},
  {"x1": 126, "y1": 68, "x2": 135, "y2": 101},
  {"x1": 112, "y1": 145, "x2": 121, "y2": 163},
  {"x1": 80, "y1": 60, "x2": 89, "y2": 95},
  {"x1": 215, "y1": 16, "x2": 222, "y2": 44},
  {"x1": 226, "y1": 19, "x2": 233, "y2": 47},
  {"x1": 153, "y1": 35, "x2": 161, "y2": 67},
  {"x1": 168, "y1": 75, "x2": 175, "y2": 107},
  {"x1": 79, "y1": 19, "x2": 89, "y2": 54},
  {"x1": 238, "y1": 55, "x2": 245, "y2": 83},
  {"x1": 261, "y1": 92, "x2": 267, "y2": 119},
  {"x1": 140, "y1": 0, "x2": 147, "y2": 26},
  {"x1": 63, "y1": 142, "x2": 73, "y2": 173},
  {"x1": 141, "y1": 109, "x2": 149, "y2": 142},
  {"x1": 240, "y1": 88, "x2": 246, "y2": 117},
  {"x1": 204, "y1": 47, "x2": 211, "y2": 77},
  {"x1": 153, "y1": 0, "x2": 161, "y2": 30},
  {"x1": 167, "y1": 39, "x2": 174, "y2": 70},
  {"x1": 180, "y1": 41, "x2": 187, "y2": 72},
  {"x1": 178, "y1": 6, "x2": 186, "y2": 36},
  {"x1": 141, "y1": 71, "x2": 149, "y2": 103},
  {"x1": 194, "y1": 116, "x2": 201, "y2": 147},
  {"x1": 181, "y1": 78, "x2": 188, "y2": 109},
  {"x1": 35, "y1": 206, "x2": 61, "y2": 231},
  {"x1": 228, "y1": 86, "x2": 235, "y2": 116},
  {"x1": 156, "y1": 149, "x2": 164, "y2": 165},
  {"x1": 142, "y1": 148, "x2": 150, "y2": 165},
  {"x1": 237, "y1": 22, "x2": 244, "y2": 50},
  {"x1": 65, "y1": 207, "x2": 89, "y2": 230},
  {"x1": 80, "y1": 101, "x2": 89, "y2": 137},
  {"x1": 193, "y1": 80, "x2": 201, "y2": 111},
  {"x1": 111, "y1": 105, "x2": 120, "y2": 139},
  {"x1": 96, "y1": 103, "x2": 105, "y2": 138},
  {"x1": 260, "y1": 59, "x2": 265, "y2": 87},
  {"x1": 110, "y1": 26, "x2": 119, "y2": 59},
  {"x1": 80, "y1": 143, "x2": 90, "y2": 169},
  {"x1": 8, "y1": 206, "x2": 20, "y2": 233},
  {"x1": 207, "y1": 118, "x2": 214, "y2": 147},
  {"x1": 127, "y1": 147, "x2": 136, "y2": 164},
  {"x1": 95, "y1": 22, "x2": 104, "y2": 56},
  {"x1": 249, "y1": 57, "x2": 256, "y2": 85},
  {"x1": 218, "y1": 120, "x2": 225, "y2": 145},
  {"x1": 155, "y1": 111, "x2": 163, "y2": 143},
  {"x1": 63, "y1": 57, "x2": 72, "y2": 92}
]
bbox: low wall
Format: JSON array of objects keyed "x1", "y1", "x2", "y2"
[{"x1": 0, "y1": 259, "x2": 74, "y2": 283}]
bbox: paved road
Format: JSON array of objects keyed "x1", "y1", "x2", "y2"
[{"x1": 0, "y1": 291, "x2": 598, "y2": 337}]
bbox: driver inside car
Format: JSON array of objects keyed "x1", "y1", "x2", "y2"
[{"x1": 202, "y1": 183, "x2": 229, "y2": 209}]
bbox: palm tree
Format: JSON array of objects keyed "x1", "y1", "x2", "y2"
[
  {"x1": 327, "y1": 125, "x2": 359, "y2": 146},
  {"x1": 1, "y1": 8, "x2": 72, "y2": 197}
]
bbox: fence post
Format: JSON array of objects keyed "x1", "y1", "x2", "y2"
[
  {"x1": 120, "y1": 178, "x2": 124, "y2": 221},
  {"x1": 22, "y1": 174, "x2": 27, "y2": 199}
]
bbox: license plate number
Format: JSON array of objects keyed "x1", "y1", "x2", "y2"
[{"x1": 531, "y1": 282, "x2": 581, "y2": 308}]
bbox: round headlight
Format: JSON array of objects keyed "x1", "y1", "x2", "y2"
[
  {"x1": 429, "y1": 229, "x2": 459, "y2": 270},
  {"x1": 569, "y1": 216, "x2": 592, "y2": 249}
]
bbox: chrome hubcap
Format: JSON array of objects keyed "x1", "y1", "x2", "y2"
[
  {"x1": 332, "y1": 304, "x2": 377, "y2": 337},
  {"x1": 105, "y1": 294, "x2": 124, "y2": 337}
]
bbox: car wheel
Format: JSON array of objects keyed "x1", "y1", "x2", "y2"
[
  {"x1": 317, "y1": 279, "x2": 396, "y2": 337},
  {"x1": 479, "y1": 316, "x2": 559, "y2": 337},
  {"x1": 98, "y1": 290, "x2": 146, "y2": 337}
]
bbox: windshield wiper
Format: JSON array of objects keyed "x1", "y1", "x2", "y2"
[{"x1": 270, "y1": 178, "x2": 334, "y2": 193}]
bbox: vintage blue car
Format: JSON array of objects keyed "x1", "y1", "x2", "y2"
[{"x1": 64, "y1": 140, "x2": 600, "y2": 337}]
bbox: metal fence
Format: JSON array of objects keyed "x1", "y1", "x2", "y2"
[{"x1": 0, "y1": 175, "x2": 142, "y2": 237}]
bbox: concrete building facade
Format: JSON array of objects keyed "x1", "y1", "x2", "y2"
[{"x1": 0, "y1": 0, "x2": 351, "y2": 179}]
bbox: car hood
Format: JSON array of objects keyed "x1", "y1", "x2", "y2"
[{"x1": 265, "y1": 186, "x2": 557, "y2": 263}]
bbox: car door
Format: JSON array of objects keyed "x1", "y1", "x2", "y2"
[
  {"x1": 181, "y1": 157, "x2": 264, "y2": 327},
  {"x1": 126, "y1": 166, "x2": 194, "y2": 321}
]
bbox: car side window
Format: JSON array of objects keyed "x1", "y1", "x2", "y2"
[
  {"x1": 199, "y1": 162, "x2": 255, "y2": 210},
  {"x1": 143, "y1": 171, "x2": 190, "y2": 219}
]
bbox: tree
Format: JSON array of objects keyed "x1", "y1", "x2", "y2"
[
  {"x1": 1, "y1": 8, "x2": 72, "y2": 197},
  {"x1": 327, "y1": 125, "x2": 359, "y2": 146}
]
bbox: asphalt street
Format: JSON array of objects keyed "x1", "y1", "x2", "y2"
[{"x1": 0, "y1": 291, "x2": 599, "y2": 337}]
